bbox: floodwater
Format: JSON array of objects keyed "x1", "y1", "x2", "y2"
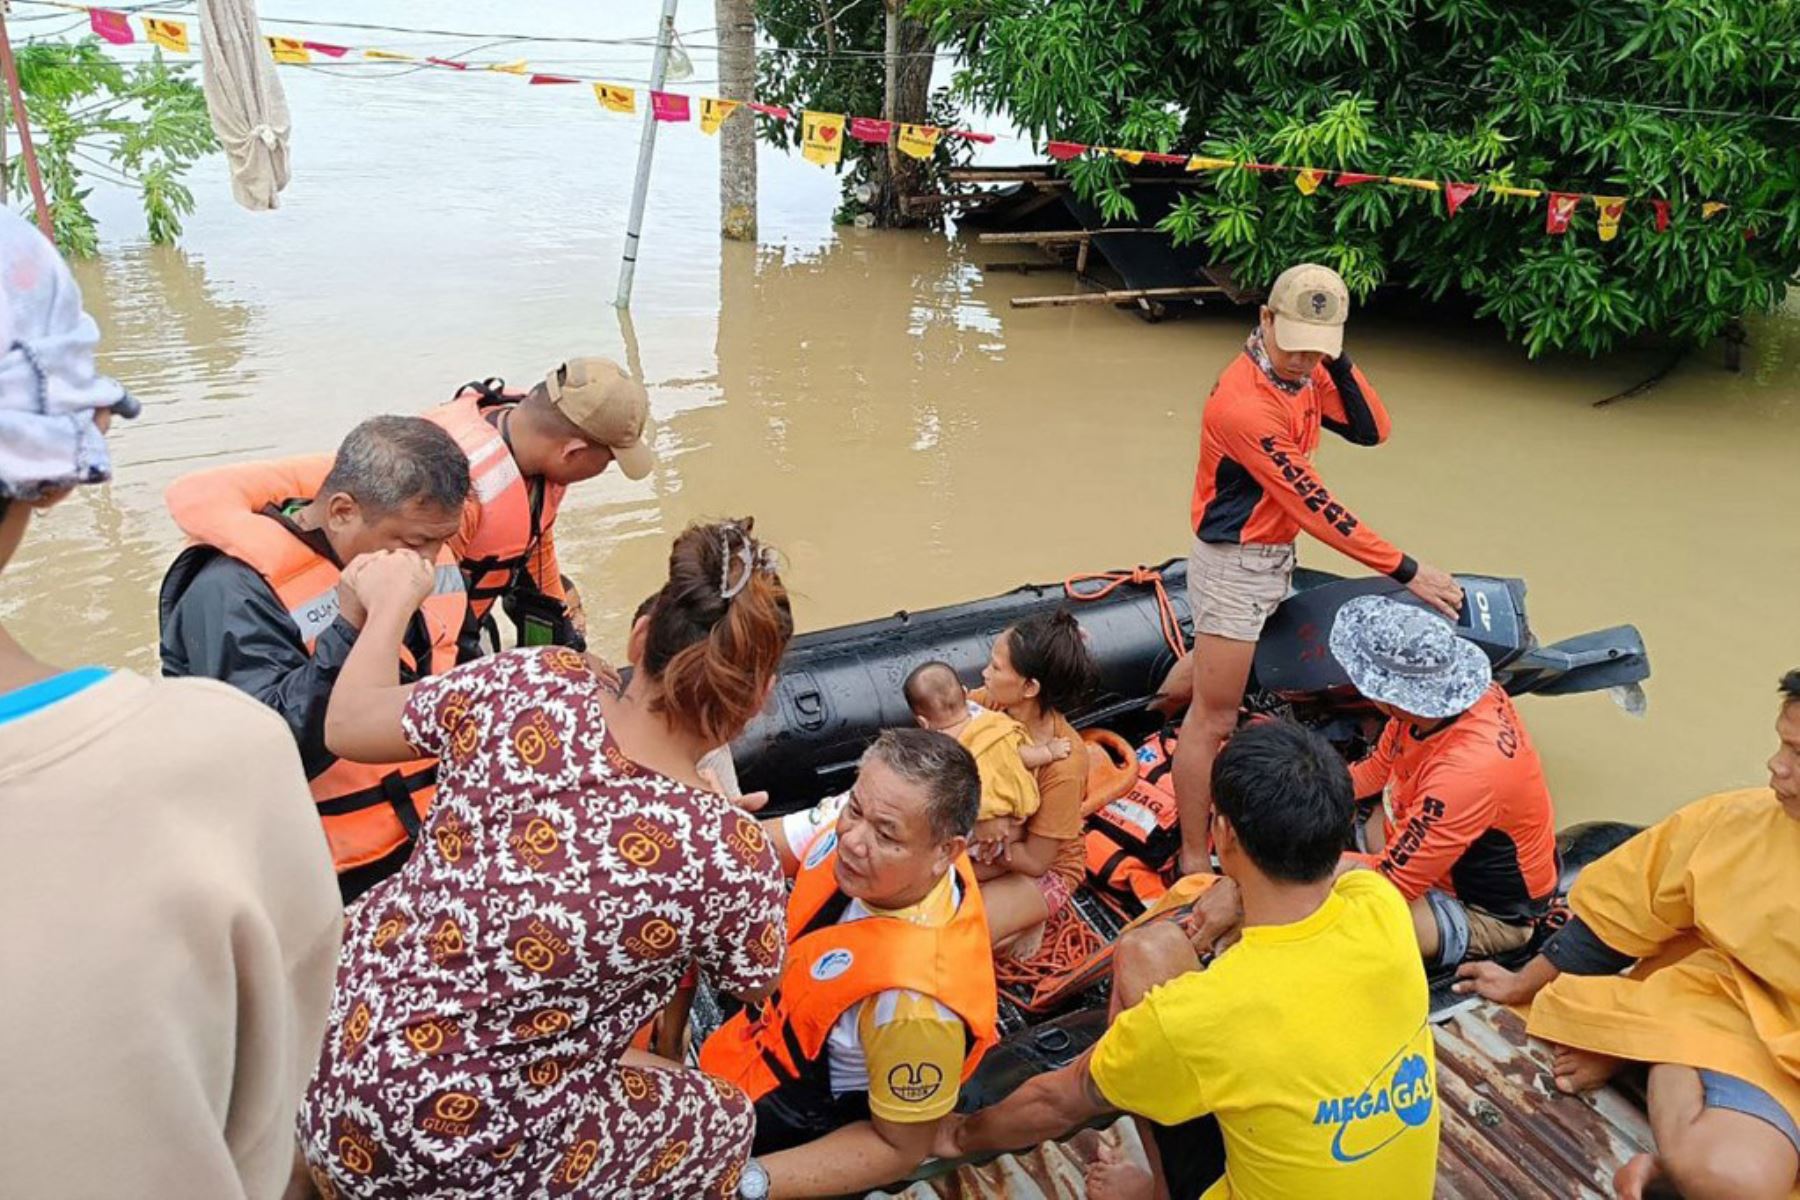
[{"x1": 2, "y1": 1, "x2": 1796, "y2": 827}]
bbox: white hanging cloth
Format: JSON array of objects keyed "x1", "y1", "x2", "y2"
[{"x1": 198, "y1": 0, "x2": 292, "y2": 211}]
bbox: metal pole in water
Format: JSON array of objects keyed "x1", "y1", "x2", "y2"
[{"x1": 614, "y1": 0, "x2": 680, "y2": 310}]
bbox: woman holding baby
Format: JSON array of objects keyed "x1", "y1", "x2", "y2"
[{"x1": 969, "y1": 609, "x2": 1099, "y2": 952}]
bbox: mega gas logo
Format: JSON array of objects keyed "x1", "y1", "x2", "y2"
[{"x1": 1313, "y1": 1050, "x2": 1435, "y2": 1163}]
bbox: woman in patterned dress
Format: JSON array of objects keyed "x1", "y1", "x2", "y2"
[{"x1": 297, "y1": 520, "x2": 794, "y2": 1200}]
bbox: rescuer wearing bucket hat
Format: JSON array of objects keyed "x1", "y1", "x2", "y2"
[
  {"x1": 1330, "y1": 595, "x2": 1559, "y2": 968},
  {"x1": 1167, "y1": 262, "x2": 1466, "y2": 878}
]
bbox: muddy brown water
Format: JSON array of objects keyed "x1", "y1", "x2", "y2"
[{"x1": 3, "y1": 1, "x2": 1796, "y2": 827}]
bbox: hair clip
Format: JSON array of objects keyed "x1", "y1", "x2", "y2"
[{"x1": 719, "y1": 522, "x2": 779, "y2": 600}]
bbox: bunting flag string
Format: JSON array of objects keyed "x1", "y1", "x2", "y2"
[{"x1": 60, "y1": 1, "x2": 1749, "y2": 243}]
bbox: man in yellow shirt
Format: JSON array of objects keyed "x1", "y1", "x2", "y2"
[
  {"x1": 697, "y1": 729, "x2": 998, "y2": 1199},
  {"x1": 1457, "y1": 671, "x2": 1800, "y2": 1200},
  {"x1": 940, "y1": 720, "x2": 1439, "y2": 1200}
]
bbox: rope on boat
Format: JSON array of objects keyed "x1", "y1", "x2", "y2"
[{"x1": 1064, "y1": 566, "x2": 1189, "y2": 660}]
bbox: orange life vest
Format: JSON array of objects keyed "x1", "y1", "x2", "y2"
[
  {"x1": 162, "y1": 456, "x2": 467, "y2": 872},
  {"x1": 421, "y1": 382, "x2": 566, "y2": 624},
  {"x1": 699, "y1": 836, "x2": 1000, "y2": 1103},
  {"x1": 1085, "y1": 729, "x2": 1184, "y2": 912}
]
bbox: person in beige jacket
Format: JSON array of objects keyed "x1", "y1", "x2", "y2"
[{"x1": 0, "y1": 206, "x2": 342, "y2": 1199}]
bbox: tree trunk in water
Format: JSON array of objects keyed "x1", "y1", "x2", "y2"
[
  {"x1": 716, "y1": 0, "x2": 757, "y2": 241},
  {"x1": 873, "y1": 2, "x2": 932, "y2": 228}
]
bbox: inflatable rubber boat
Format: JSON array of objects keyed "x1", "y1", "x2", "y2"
[{"x1": 733, "y1": 559, "x2": 1652, "y2": 813}]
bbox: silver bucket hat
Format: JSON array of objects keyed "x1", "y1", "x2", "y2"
[
  {"x1": 0, "y1": 207, "x2": 138, "y2": 501},
  {"x1": 1328, "y1": 595, "x2": 1491, "y2": 719}
]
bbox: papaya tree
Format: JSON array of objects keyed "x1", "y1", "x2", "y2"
[{"x1": 5, "y1": 38, "x2": 217, "y2": 255}]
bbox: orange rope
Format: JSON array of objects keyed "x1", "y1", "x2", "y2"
[
  {"x1": 995, "y1": 905, "x2": 1111, "y2": 1013},
  {"x1": 1064, "y1": 566, "x2": 1189, "y2": 661}
]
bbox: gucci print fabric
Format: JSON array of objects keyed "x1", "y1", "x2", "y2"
[{"x1": 298, "y1": 647, "x2": 787, "y2": 1198}]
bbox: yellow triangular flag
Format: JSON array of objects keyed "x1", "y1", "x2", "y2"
[
  {"x1": 1186, "y1": 156, "x2": 1237, "y2": 172},
  {"x1": 594, "y1": 83, "x2": 637, "y2": 115},
  {"x1": 142, "y1": 17, "x2": 189, "y2": 54},
  {"x1": 266, "y1": 36, "x2": 311, "y2": 64},
  {"x1": 489, "y1": 60, "x2": 529, "y2": 75},
  {"x1": 1702, "y1": 201, "x2": 1728, "y2": 220},
  {"x1": 1594, "y1": 196, "x2": 1626, "y2": 242},
  {"x1": 364, "y1": 49, "x2": 417, "y2": 62},
  {"x1": 801, "y1": 111, "x2": 845, "y2": 166},
  {"x1": 1485, "y1": 183, "x2": 1543, "y2": 199},
  {"x1": 1295, "y1": 168, "x2": 1325, "y2": 195},
  {"x1": 700, "y1": 97, "x2": 741, "y2": 135},
  {"x1": 1386, "y1": 176, "x2": 1441, "y2": 191},
  {"x1": 897, "y1": 123, "x2": 941, "y2": 161},
  {"x1": 1109, "y1": 148, "x2": 1145, "y2": 166}
]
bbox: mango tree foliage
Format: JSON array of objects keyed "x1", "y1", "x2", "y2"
[{"x1": 920, "y1": 0, "x2": 1800, "y2": 355}]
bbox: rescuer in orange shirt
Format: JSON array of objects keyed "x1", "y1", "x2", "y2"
[{"x1": 1171, "y1": 264, "x2": 1463, "y2": 875}]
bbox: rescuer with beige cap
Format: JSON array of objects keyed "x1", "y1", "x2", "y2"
[
  {"x1": 421, "y1": 355, "x2": 657, "y2": 653},
  {"x1": 1162, "y1": 262, "x2": 1467, "y2": 877}
]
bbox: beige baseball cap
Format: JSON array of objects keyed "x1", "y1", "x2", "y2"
[
  {"x1": 545, "y1": 357, "x2": 655, "y2": 480},
  {"x1": 1266, "y1": 263, "x2": 1350, "y2": 356}
]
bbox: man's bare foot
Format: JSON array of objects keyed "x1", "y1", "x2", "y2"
[
  {"x1": 1553, "y1": 1045, "x2": 1624, "y2": 1094},
  {"x1": 1086, "y1": 1140, "x2": 1154, "y2": 1200},
  {"x1": 1614, "y1": 1151, "x2": 1662, "y2": 1200}
]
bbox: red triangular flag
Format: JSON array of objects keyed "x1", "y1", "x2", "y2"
[
  {"x1": 946, "y1": 129, "x2": 996, "y2": 144},
  {"x1": 848, "y1": 117, "x2": 893, "y2": 144},
  {"x1": 1143, "y1": 152, "x2": 1187, "y2": 166},
  {"x1": 1047, "y1": 141, "x2": 1087, "y2": 161},
  {"x1": 303, "y1": 41, "x2": 349, "y2": 58},
  {"x1": 1650, "y1": 199, "x2": 1670, "y2": 233},
  {"x1": 1545, "y1": 192, "x2": 1580, "y2": 235},
  {"x1": 747, "y1": 102, "x2": 791, "y2": 120},
  {"x1": 426, "y1": 57, "x2": 469, "y2": 70},
  {"x1": 89, "y1": 9, "x2": 134, "y2": 44},
  {"x1": 529, "y1": 74, "x2": 577, "y2": 85},
  {"x1": 1444, "y1": 181, "x2": 1479, "y2": 218},
  {"x1": 1335, "y1": 172, "x2": 1381, "y2": 187}
]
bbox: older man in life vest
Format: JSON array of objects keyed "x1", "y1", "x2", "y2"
[
  {"x1": 159, "y1": 416, "x2": 470, "y2": 902},
  {"x1": 699, "y1": 728, "x2": 998, "y2": 1200},
  {"x1": 426, "y1": 357, "x2": 653, "y2": 652}
]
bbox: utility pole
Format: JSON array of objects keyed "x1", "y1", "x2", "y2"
[
  {"x1": 614, "y1": 0, "x2": 680, "y2": 310},
  {"x1": 716, "y1": 0, "x2": 756, "y2": 241},
  {"x1": 0, "y1": 3, "x2": 53, "y2": 238}
]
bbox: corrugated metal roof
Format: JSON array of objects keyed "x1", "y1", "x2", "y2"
[{"x1": 1435, "y1": 1003, "x2": 1652, "y2": 1198}]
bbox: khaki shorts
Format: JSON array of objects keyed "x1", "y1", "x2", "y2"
[
  {"x1": 1186, "y1": 538, "x2": 1297, "y2": 643},
  {"x1": 1424, "y1": 889, "x2": 1536, "y2": 967}
]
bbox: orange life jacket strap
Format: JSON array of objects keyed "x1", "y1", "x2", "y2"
[{"x1": 314, "y1": 764, "x2": 435, "y2": 839}]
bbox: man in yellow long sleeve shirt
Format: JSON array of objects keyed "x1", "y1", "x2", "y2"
[{"x1": 1458, "y1": 671, "x2": 1800, "y2": 1200}]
